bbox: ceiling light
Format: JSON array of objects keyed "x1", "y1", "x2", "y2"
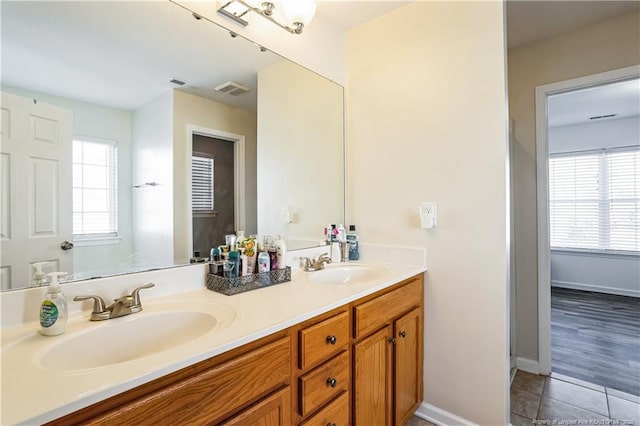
[{"x1": 217, "y1": 0, "x2": 316, "y2": 35}]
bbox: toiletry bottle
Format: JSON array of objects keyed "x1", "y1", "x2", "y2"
[
  {"x1": 32, "y1": 261, "x2": 49, "y2": 287},
  {"x1": 257, "y1": 252, "x2": 270, "y2": 272},
  {"x1": 40, "y1": 272, "x2": 69, "y2": 336},
  {"x1": 337, "y1": 224, "x2": 346, "y2": 242},
  {"x1": 276, "y1": 234, "x2": 287, "y2": 269},
  {"x1": 347, "y1": 225, "x2": 360, "y2": 261},
  {"x1": 240, "y1": 251, "x2": 248, "y2": 276},
  {"x1": 228, "y1": 251, "x2": 240, "y2": 278},
  {"x1": 236, "y1": 230, "x2": 245, "y2": 247}
]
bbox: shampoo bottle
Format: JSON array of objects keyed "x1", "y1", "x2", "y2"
[
  {"x1": 40, "y1": 272, "x2": 69, "y2": 336},
  {"x1": 347, "y1": 225, "x2": 360, "y2": 261}
]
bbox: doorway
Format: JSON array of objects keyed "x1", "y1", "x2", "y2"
[
  {"x1": 185, "y1": 125, "x2": 245, "y2": 261},
  {"x1": 535, "y1": 66, "x2": 640, "y2": 394}
]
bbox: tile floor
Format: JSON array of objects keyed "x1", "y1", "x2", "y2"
[
  {"x1": 511, "y1": 370, "x2": 640, "y2": 425},
  {"x1": 406, "y1": 415, "x2": 437, "y2": 426}
]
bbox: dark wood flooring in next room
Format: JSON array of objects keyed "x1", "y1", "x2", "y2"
[{"x1": 551, "y1": 287, "x2": 640, "y2": 396}]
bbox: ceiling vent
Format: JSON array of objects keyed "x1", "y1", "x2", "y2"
[
  {"x1": 170, "y1": 78, "x2": 186, "y2": 86},
  {"x1": 215, "y1": 81, "x2": 250, "y2": 96}
]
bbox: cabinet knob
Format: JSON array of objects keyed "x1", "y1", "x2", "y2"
[
  {"x1": 388, "y1": 337, "x2": 397, "y2": 344},
  {"x1": 327, "y1": 423, "x2": 337, "y2": 426},
  {"x1": 326, "y1": 377, "x2": 338, "y2": 388},
  {"x1": 326, "y1": 335, "x2": 337, "y2": 345},
  {"x1": 399, "y1": 331, "x2": 407, "y2": 338}
]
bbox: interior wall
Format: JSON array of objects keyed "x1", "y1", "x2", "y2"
[
  {"x1": 346, "y1": 2, "x2": 509, "y2": 424},
  {"x1": 257, "y1": 59, "x2": 344, "y2": 245},
  {"x1": 172, "y1": 89, "x2": 257, "y2": 262},
  {"x1": 508, "y1": 10, "x2": 640, "y2": 363},
  {"x1": 132, "y1": 91, "x2": 174, "y2": 267},
  {"x1": 2, "y1": 86, "x2": 134, "y2": 274}
]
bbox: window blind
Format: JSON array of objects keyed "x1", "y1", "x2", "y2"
[
  {"x1": 72, "y1": 138, "x2": 118, "y2": 237},
  {"x1": 549, "y1": 147, "x2": 639, "y2": 253},
  {"x1": 192, "y1": 155, "x2": 214, "y2": 212}
]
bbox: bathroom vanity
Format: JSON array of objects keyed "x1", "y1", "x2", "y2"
[{"x1": 1, "y1": 260, "x2": 425, "y2": 425}]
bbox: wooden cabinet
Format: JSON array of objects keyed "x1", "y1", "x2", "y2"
[
  {"x1": 352, "y1": 276, "x2": 424, "y2": 426},
  {"x1": 48, "y1": 274, "x2": 423, "y2": 426},
  {"x1": 48, "y1": 332, "x2": 292, "y2": 426}
]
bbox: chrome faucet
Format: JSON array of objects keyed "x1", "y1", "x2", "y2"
[
  {"x1": 74, "y1": 283, "x2": 155, "y2": 321},
  {"x1": 300, "y1": 253, "x2": 332, "y2": 272}
]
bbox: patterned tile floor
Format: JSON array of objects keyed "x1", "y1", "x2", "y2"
[{"x1": 511, "y1": 370, "x2": 640, "y2": 425}]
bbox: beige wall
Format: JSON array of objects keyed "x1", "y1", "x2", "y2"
[
  {"x1": 173, "y1": 90, "x2": 257, "y2": 262},
  {"x1": 346, "y1": 2, "x2": 509, "y2": 424},
  {"x1": 508, "y1": 11, "x2": 640, "y2": 362},
  {"x1": 257, "y1": 60, "x2": 344, "y2": 244}
]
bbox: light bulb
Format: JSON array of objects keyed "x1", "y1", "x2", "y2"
[{"x1": 282, "y1": 0, "x2": 317, "y2": 26}]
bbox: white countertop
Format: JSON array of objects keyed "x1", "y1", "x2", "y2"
[{"x1": 1, "y1": 261, "x2": 425, "y2": 425}]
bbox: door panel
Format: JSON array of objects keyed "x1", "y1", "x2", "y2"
[
  {"x1": 353, "y1": 326, "x2": 392, "y2": 426},
  {"x1": 394, "y1": 308, "x2": 423, "y2": 425},
  {"x1": 0, "y1": 92, "x2": 73, "y2": 290}
]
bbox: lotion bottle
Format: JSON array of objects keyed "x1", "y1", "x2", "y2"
[
  {"x1": 276, "y1": 234, "x2": 287, "y2": 269},
  {"x1": 39, "y1": 272, "x2": 69, "y2": 336}
]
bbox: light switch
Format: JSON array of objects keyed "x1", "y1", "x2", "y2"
[{"x1": 419, "y1": 202, "x2": 437, "y2": 229}]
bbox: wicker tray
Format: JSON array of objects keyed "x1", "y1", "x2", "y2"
[{"x1": 206, "y1": 267, "x2": 291, "y2": 296}]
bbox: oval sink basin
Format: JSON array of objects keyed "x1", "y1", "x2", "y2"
[
  {"x1": 307, "y1": 264, "x2": 386, "y2": 285},
  {"x1": 39, "y1": 308, "x2": 230, "y2": 372}
]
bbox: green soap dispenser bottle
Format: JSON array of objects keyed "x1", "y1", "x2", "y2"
[{"x1": 39, "y1": 272, "x2": 69, "y2": 336}]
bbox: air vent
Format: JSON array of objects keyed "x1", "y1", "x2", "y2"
[
  {"x1": 214, "y1": 81, "x2": 250, "y2": 96},
  {"x1": 589, "y1": 114, "x2": 617, "y2": 120},
  {"x1": 170, "y1": 78, "x2": 186, "y2": 86}
]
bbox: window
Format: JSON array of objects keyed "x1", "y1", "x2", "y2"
[
  {"x1": 549, "y1": 147, "x2": 639, "y2": 253},
  {"x1": 72, "y1": 138, "x2": 118, "y2": 239},
  {"x1": 192, "y1": 154, "x2": 215, "y2": 215}
]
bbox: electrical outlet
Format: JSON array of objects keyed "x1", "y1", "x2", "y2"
[{"x1": 419, "y1": 202, "x2": 437, "y2": 229}]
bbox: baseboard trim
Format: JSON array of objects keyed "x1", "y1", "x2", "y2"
[
  {"x1": 415, "y1": 402, "x2": 477, "y2": 426},
  {"x1": 515, "y1": 357, "x2": 540, "y2": 375},
  {"x1": 551, "y1": 280, "x2": 639, "y2": 298}
]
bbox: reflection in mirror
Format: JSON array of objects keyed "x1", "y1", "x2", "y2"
[{"x1": 0, "y1": 1, "x2": 344, "y2": 291}]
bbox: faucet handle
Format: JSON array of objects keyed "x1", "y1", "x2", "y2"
[
  {"x1": 130, "y1": 283, "x2": 155, "y2": 309},
  {"x1": 300, "y1": 257, "x2": 312, "y2": 268},
  {"x1": 74, "y1": 295, "x2": 110, "y2": 321}
]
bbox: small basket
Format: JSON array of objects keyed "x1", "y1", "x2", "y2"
[{"x1": 206, "y1": 267, "x2": 291, "y2": 296}]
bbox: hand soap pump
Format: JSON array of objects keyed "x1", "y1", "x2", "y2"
[{"x1": 39, "y1": 272, "x2": 69, "y2": 336}]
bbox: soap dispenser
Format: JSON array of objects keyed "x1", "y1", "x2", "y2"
[{"x1": 39, "y1": 272, "x2": 69, "y2": 336}]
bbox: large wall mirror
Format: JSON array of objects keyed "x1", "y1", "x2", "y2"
[{"x1": 0, "y1": 1, "x2": 344, "y2": 291}]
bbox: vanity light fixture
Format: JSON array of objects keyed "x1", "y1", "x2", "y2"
[{"x1": 217, "y1": 0, "x2": 317, "y2": 34}]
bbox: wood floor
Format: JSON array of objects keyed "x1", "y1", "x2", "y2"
[{"x1": 551, "y1": 287, "x2": 640, "y2": 396}]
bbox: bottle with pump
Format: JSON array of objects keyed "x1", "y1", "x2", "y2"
[{"x1": 39, "y1": 272, "x2": 69, "y2": 336}]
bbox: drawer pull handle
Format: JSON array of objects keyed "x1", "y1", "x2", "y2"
[
  {"x1": 327, "y1": 423, "x2": 337, "y2": 426},
  {"x1": 399, "y1": 331, "x2": 407, "y2": 338},
  {"x1": 326, "y1": 335, "x2": 337, "y2": 345},
  {"x1": 389, "y1": 337, "x2": 397, "y2": 344},
  {"x1": 326, "y1": 377, "x2": 338, "y2": 388}
]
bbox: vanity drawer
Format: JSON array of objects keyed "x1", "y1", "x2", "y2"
[
  {"x1": 299, "y1": 311, "x2": 349, "y2": 369},
  {"x1": 299, "y1": 351, "x2": 350, "y2": 417},
  {"x1": 353, "y1": 277, "x2": 423, "y2": 339},
  {"x1": 299, "y1": 391, "x2": 349, "y2": 426},
  {"x1": 84, "y1": 336, "x2": 291, "y2": 425}
]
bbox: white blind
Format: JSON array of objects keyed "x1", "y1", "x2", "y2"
[
  {"x1": 72, "y1": 138, "x2": 118, "y2": 237},
  {"x1": 549, "y1": 147, "x2": 639, "y2": 252},
  {"x1": 192, "y1": 155, "x2": 214, "y2": 212}
]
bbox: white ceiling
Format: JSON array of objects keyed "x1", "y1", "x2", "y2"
[
  {"x1": 506, "y1": 0, "x2": 639, "y2": 49},
  {"x1": 548, "y1": 79, "x2": 640, "y2": 128}
]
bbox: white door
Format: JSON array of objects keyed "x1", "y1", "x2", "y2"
[{"x1": 1, "y1": 92, "x2": 73, "y2": 290}]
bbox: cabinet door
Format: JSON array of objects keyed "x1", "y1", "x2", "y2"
[
  {"x1": 353, "y1": 326, "x2": 392, "y2": 426},
  {"x1": 394, "y1": 308, "x2": 423, "y2": 425},
  {"x1": 221, "y1": 387, "x2": 291, "y2": 426}
]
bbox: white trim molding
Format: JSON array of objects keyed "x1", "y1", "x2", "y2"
[
  {"x1": 535, "y1": 64, "x2": 640, "y2": 376},
  {"x1": 415, "y1": 402, "x2": 478, "y2": 426},
  {"x1": 515, "y1": 357, "x2": 540, "y2": 375},
  {"x1": 184, "y1": 125, "x2": 246, "y2": 260}
]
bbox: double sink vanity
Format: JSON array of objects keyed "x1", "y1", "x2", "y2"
[{"x1": 1, "y1": 252, "x2": 426, "y2": 425}]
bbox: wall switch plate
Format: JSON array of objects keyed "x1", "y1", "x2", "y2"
[{"x1": 419, "y1": 202, "x2": 437, "y2": 229}]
